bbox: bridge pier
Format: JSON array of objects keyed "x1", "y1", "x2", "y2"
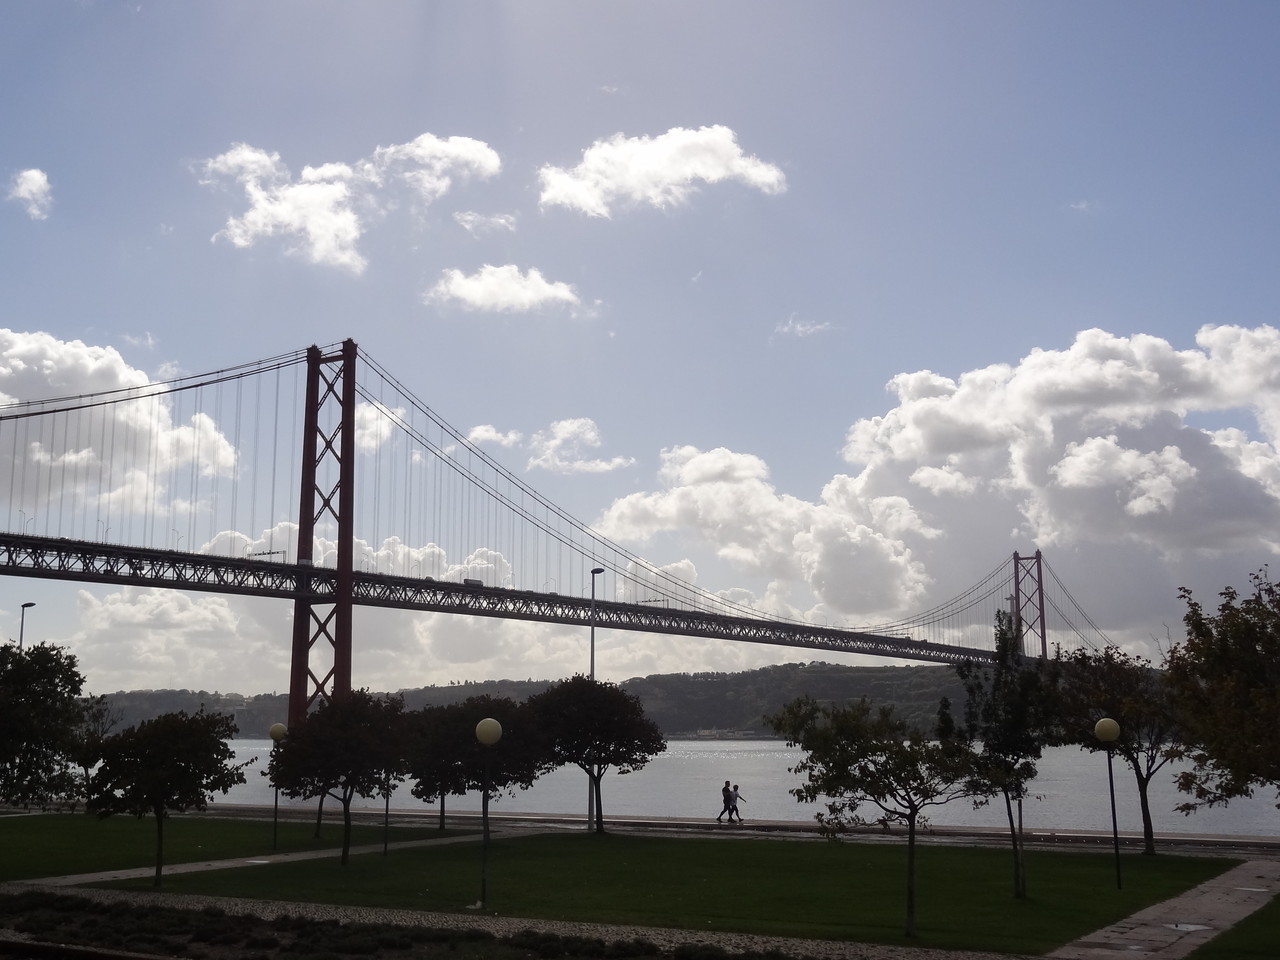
[
  {"x1": 288, "y1": 339, "x2": 357, "y2": 728},
  {"x1": 1012, "y1": 550, "x2": 1048, "y2": 658}
]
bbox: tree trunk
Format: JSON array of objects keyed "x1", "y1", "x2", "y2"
[
  {"x1": 1136, "y1": 774, "x2": 1156, "y2": 855},
  {"x1": 340, "y1": 789, "x2": 353, "y2": 866},
  {"x1": 313, "y1": 793, "x2": 325, "y2": 839},
  {"x1": 904, "y1": 813, "x2": 917, "y2": 938},
  {"x1": 437, "y1": 794, "x2": 446, "y2": 831},
  {"x1": 1002, "y1": 788, "x2": 1026, "y2": 898},
  {"x1": 592, "y1": 769, "x2": 605, "y2": 833},
  {"x1": 152, "y1": 806, "x2": 165, "y2": 887}
]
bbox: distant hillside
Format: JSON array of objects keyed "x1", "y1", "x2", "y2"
[
  {"x1": 99, "y1": 661, "x2": 965, "y2": 739},
  {"x1": 623, "y1": 662, "x2": 964, "y2": 736}
]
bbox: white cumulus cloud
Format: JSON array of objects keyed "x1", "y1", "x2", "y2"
[
  {"x1": 538, "y1": 125, "x2": 786, "y2": 217},
  {"x1": 840, "y1": 324, "x2": 1280, "y2": 555},
  {"x1": 200, "y1": 133, "x2": 501, "y2": 273},
  {"x1": 468, "y1": 424, "x2": 523, "y2": 447},
  {"x1": 593, "y1": 325, "x2": 1280, "y2": 646},
  {"x1": 1, "y1": 329, "x2": 240, "y2": 544},
  {"x1": 596, "y1": 445, "x2": 933, "y2": 618},
  {"x1": 527, "y1": 418, "x2": 635, "y2": 474},
  {"x1": 427, "y1": 264, "x2": 580, "y2": 313},
  {"x1": 7, "y1": 168, "x2": 52, "y2": 220}
]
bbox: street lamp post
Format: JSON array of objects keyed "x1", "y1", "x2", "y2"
[
  {"x1": 268, "y1": 723, "x2": 287, "y2": 849},
  {"x1": 1094, "y1": 717, "x2": 1122, "y2": 890},
  {"x1": 586, "y1": 566, "x2": 604, "y2": 830},
  {"x1": 18, "y1": 602, "x2": 35, "y2": 651},
  {"x1": 474, "y1": 717, "x2": 503, "y2": 910}
]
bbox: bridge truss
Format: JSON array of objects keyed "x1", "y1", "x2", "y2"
[
  {"x1": 2, "y1": 338, "x2": 1110, "y2": 725},
  {"x1": 0, "y1": 532, "x2": 995, "y2": 667}
]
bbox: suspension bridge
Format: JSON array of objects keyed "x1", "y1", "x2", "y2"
[{"x1": 1, "y1": 339, "x2": 1109, "y2": 725}]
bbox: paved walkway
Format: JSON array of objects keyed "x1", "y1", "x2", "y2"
[
  {"x1": 6, "y1": 828, "x2": 1279, "y2": 959},
  {"x1": 1045, "y1": 858, "x2": 1280, "y2": 959}
]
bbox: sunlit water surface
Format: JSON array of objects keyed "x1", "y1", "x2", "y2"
[{"x1": 214, "y1": 740, "x2": 1279, "y2": 839}]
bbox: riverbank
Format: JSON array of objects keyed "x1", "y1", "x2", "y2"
[{"x1": 205, "y1": 802, "x2": 1280, "y2": 861}]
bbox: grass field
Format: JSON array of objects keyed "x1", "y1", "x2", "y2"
[
  {"x1": 0, "y1": 810, "x2": 451, "y2": 881},
  {"x1": 0, "y1": 812, "x2": 1250, "y2": 956}
]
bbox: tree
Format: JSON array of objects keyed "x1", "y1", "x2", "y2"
[
  {"x1": 65, "y1": 694, "x2": 122, "y2": 811},
  {"x1": 954, "y1": 611, "x2": 1054, "y2": 897},
  {"x1": 1165, "y1": 572, "x2": 1280, "y2": 813},
  {"x1": 0, "y1": 643, "x2": 86, "y2": 810},
  {"x1": 767, "y1": 695, "x2": 977, "y2": 939},
  {"x1": 1053, "y1": 644, "x2": 1179, "y2": 854},
  {"x1": 267, "y1": 690, "x2": 406, "y2": 864},
  {"x1": 404, "y1": 703, "x2": 471, "y2": 829},
  {"x1": 87, "y1": 709, "x2": 251, "y2": 886},
  {"x1": 404, "y1": 695, "x2": 547, "y2": 829},
  {"x1": 526, "y1": 676, "x2": 666, "y2": 833}
]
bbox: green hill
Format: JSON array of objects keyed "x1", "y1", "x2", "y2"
[{"x1": 99, "y1": 661, "x2": 965, "y2": 739}]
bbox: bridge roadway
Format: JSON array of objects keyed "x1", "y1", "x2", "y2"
[{"x1": 0, "y1": 532, "x2": 994, "y2": 665}]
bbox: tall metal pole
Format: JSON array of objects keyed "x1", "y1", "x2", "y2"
[
  {"x1": 586, "y1": 567, "x2": 604, "y2": 830},
  {"x1": 475, "y1": 718, "x2": 502, "y2": 910},
  {"x1": 18, "y1": 602, "x2": 34, "y2": 651},
  {"x1": 1106, "y1": 746, "x2": 1122, "y2": 890},
  {"x1": 1094, "y1": 717, "x2": 1122, "y2": 890}
]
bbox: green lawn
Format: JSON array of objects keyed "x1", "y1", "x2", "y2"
[
  {"x1": 0, "y1": 810, "x2": 451, "y2": 881},
  {"x1": 0, "y1": 813, "x2": 1261, "y2": 956}
]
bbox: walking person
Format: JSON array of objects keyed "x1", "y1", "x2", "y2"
[
  {"x1": 730, "y1": 784, "x2": 746, "y2": 823},
  {"x1": 716, "y1": 780, "x2": 733, "y2": 822}
]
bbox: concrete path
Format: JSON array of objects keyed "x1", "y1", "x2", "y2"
[{"x1": 1047, "y1": 859, "x2": 1280, "y2": 959}]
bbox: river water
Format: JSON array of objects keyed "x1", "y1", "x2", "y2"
[{"x1": 214, "y1": 739, "x2": 1279, "y2": 839}]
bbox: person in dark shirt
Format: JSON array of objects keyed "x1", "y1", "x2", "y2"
[{"x1": 716, "y1": 780, "x2": 733, "y2": 822}]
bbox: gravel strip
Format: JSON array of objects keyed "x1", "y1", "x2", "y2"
[{"x1": 1, "y1": 881, "x2": 1026, "y2": 960}]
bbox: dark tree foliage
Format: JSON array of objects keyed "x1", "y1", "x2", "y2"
[
  {"x1": 267, "y1": 690, "x2": 406, "y2": 864},
  {"x1": 1166, "y1": 572, "x2": 1280, "y2": 814},
  {"x1": 526, "y1": 676, "x2": 666, "y2": 833},
  {"x1": 767, "y1": 696, "x2": 977, "y2": 939},
  {"x1": 404, "y1": 703, "x2": 471, "y2": 829},
  {"x1": 404, "y1": 695, "x2": 549, "y2": 829},
  {"x1": 87, "y1": 709, "x2": 250, "y2": 886},
  {"x1": 0, "y1": 643, "x2": 86, "y2": 810},
  {"x1": 64, "y1": 695, "x2": 122, "y2": 811},
  {"x1": 953, "y1": 611, "x2": 1055, "y2": 896},
  {"x1": 1053, "y1": 644, "x2": 1178, "y2": 854}
]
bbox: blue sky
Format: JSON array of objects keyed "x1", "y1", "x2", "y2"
[{"x1": 4, "y1": 1, "x2": 1280, "y2": 696}]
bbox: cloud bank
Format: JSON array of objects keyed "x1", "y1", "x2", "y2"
[
  {"x1": 597, "y1": 325, "x2": 1280, "y2": 637},
  {"x1": 8, "y1": 324, "x2": 1279, "y2": 690}
]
